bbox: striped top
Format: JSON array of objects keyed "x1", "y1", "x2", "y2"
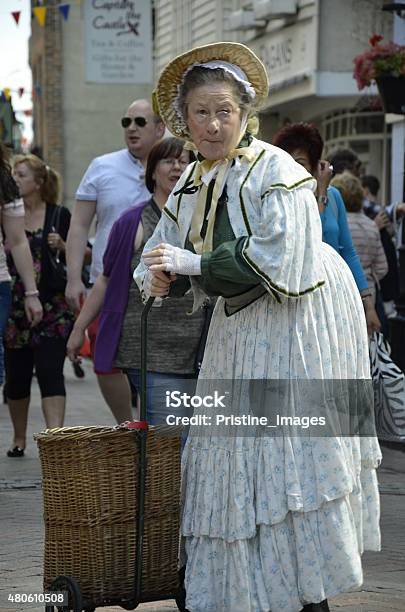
[{"x1": 346, "y1": 212, "x2": 388, "y2": 300}]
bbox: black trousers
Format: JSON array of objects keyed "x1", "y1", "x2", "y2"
[{"x1": 5, "y1": 337, "x2": 67, "y2": 400}]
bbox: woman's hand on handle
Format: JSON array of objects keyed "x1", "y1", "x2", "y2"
[
  {"x1": 142, "y1": 269, "x2": 175, "y2": 298},
  {"x1": 143, "y1": 243, "x2": 201, "y2": 276}
]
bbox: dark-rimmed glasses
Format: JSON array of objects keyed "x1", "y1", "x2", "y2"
[{"x1": 121, "y1": 116, "x2": 148, "y2": 129}]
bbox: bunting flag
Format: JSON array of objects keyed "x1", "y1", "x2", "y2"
[
  {"x1": 33, "y1": 6, "x2": 47, "y2": 27},
  {"x1": 11, "y1": 11, "x2": 21, "y2": 25},
  {"x1": 7, "y1": 5, "x2": 74, "y2": 29},
  {"x1": 0, "y1": 87, "x2": 29, "y2": 100},
  {"x1": 59, "y1": 4, "x2": 70, "y2": 21}
]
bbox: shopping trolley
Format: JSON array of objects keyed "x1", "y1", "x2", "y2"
[{"x1": 35, "y1": 298, "x2": 184, "y2": 611}]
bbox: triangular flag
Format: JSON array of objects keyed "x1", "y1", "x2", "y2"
[
  {"x1": 33, "y1": 6, "x2": 47, "y2": 27},
  {"x1": 59, "y1": 4, "x2": 71, "y2": 21},
  {"x1": 11, "y1": 11, "x2": 21, "y2": 25},
  {"x1": 18, "y1": 87, "x2": 25, "y2": 98},
  {"x1": 3, "y1": 88, "x2": 11, "y2": 101}
]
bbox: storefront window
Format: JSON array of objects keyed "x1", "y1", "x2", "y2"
[{"x1": 318, "y1": 109, "x2": 391, "y2": 202}]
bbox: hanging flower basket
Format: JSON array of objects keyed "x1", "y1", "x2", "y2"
[
  {"x1": 353, "y1": 34, "x2": 405, "y2": 114},
  {"x1": 376, "y1": 76, "x2": 405, "y2": 114}
]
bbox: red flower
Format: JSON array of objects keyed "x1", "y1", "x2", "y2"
[{"x1": 369, "y1": 34, "x2": 384, "y2": 47}]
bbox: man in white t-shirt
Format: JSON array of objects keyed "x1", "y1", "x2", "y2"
[{"x1": 65, "y1": 99, "x2": 164, "y2": 423}]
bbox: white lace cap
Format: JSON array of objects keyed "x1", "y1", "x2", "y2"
[{"x1": 173, "y1": 60, "x2": 256, "y2": 123}]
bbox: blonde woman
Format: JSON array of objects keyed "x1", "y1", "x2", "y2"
[
  {"x1": 5, "y1": 155, "x2": 74, "y2": 457},
  {"x1": 0, "y1": 144, "x2": 42, "y2": 427}
]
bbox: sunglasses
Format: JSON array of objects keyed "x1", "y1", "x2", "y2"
[{"x1": 121, "y1": 116, "x2": 148, "y2": 129}]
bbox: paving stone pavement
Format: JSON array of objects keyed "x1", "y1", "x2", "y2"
[{"x1": 0, "y1": 361, "x2": 404, "y2": 612}]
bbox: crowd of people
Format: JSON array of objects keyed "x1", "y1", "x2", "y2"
[{"x1": 1, "y1": 39, "x2": 405, "y2": 612}]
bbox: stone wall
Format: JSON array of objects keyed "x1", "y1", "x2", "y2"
[{"x1": 30, "y1": 0, "x2": 64, "y2": 177}]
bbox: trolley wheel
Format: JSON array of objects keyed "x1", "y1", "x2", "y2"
[
  {"x1": 175, "y1": 566, "x2": 189, "y2": 612},
  {"x1": 44, "y1": 575, "x2": 83, "y2": 612}
]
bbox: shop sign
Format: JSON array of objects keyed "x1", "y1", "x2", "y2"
[
  {"x1": 85, "y1": 0, "x2": 152, "y2": 84},
  {"x1": 250, "y1": 19, "x2": 316, "y2": 91}
]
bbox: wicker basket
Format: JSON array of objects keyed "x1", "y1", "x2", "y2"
[{"x1": 35, "y1": 424, "x2": 181, "y2": 607}]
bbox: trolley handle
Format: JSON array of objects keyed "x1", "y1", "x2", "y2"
[
  {"x1": 132, "y1": 295, "x2": 155, "y2": 606},
  {"x1": 140, "y1": 297, "x2": 155, "y2": 422}
]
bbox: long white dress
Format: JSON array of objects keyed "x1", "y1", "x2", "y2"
[{"x1": 135, "y1": 139, "x2": 381, "y2": 612}]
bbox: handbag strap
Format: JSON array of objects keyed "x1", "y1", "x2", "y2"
[
  {"x1": 39, "y1": 204, "x2": 60, "y2": 296},
  {"x1": 50, "y1": 205, "x2": 62, "y2": 234},
  {"x1": 42, "y1": 204, "x2": 60, "y2": 239}
]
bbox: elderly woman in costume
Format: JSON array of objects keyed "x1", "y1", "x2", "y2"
[{"x1": 134, "y1": 43, "x2": 381, "y2": 612}]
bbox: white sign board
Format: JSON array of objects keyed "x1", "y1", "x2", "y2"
[
  {"x1": 250, "y1": 19, "x2": 316, "y2": 92},
  {"x1": 85, "y1": 0, "x2": 152, "y2": 84}
]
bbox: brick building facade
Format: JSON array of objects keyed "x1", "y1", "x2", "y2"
[{"x1": 30, "y1": 0, "x2": 64, "y2": 176}]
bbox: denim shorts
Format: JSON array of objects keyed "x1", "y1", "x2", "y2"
[{"x1": 126, "y1": 369, "x2": 197, "y2": 425}]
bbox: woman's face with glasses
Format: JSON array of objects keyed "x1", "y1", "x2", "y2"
[
  {"x1": 185, "y1": 83, "x2": 242, "y2": 161},
  {"x1": 153, "y1": 151, "x2": 191, "y2": 198}
]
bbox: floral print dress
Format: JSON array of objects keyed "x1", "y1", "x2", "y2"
[
  {"x1": 5, "y1": 228, "x2": 74, "y2": 349},
  {"x1": 135, "y1": 139, "x2": 381, "y2": 612}
]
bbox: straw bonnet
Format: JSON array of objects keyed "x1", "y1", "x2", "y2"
[{"x1": 153, "y1": 42, "x2": 269, "y2": 138}]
